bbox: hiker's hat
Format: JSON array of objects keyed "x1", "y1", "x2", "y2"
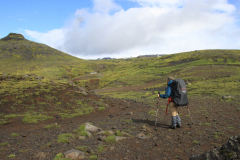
[{"x1": 167, "y1": 76, "x2": 175, "y2": 81}]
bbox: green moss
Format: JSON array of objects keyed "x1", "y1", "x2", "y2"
[
  {"x1": 97, "y1": 145, "x2": 106, "y2": 153},
  {"x1": 98, "y1": 107, "x2": 105, "y2": 111},
  {"x1": 53, "y1": 153, "x2": 72, "y2": 160},
  {"x1": 11, "y1": 133, "x2": 19, "y2": 137},
  {"x1": 74, "y1": 124, "x2": 89, "y2": 137},
  {"x1": 88, "y1": 155, "x2": 98, "y2": 160},
  {"x1": 7, "y1": 154, "x2": 15, "y2": 158},
  {"x1": 76, "y1": 146, "x2": 88, "y2": 152},
  {"x1": 0, "y1": 142, "x2": 9, "y2": 146},
  {"x1": 105, "y1": 135, "x2": 116, "y2": 143},
  {"x1": 57, "y1": 133, "x2": 73, "y2": 143},
  {"x1": 148, "y1": 110, "x2": 155, "y2": 116},
  {"x1": 44, "y1": 123, "x2": 61, "y2": 129},
  {"x1": 22, "y1": 111, "x2": 53, "y2": 123},
  {"x1": 4, "y1": 114, "x2": 17, "y2": 119},
  {"x1": 116, "y1": 130, "x2": 124, "y2": 136}
]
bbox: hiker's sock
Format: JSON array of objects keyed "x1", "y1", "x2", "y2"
[
  {"x1": 176, "y1": 115, "x2": 181, "y2": 126},
  {"x1": 172, "y1": 116, "x2": 177, "y2": 127}
]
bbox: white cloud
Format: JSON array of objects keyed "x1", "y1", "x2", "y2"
[{"x1": 24, "y1": 0, "x2": 240, "y2": 59}]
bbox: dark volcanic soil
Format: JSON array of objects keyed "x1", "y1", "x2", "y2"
[{"x1": 0, "y1": 92, "x2": 240, "y2": 160}]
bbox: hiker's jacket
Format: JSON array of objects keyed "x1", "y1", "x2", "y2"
[{"x1": 160, "y1": 80, "x2": 174, "y2": 99}]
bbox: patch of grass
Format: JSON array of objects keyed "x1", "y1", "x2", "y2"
[
  {"x1": 98, "y1": 107, "x2": 105, "y2": 111},
  {"x1": 116, "y1": 130, "x2": 124, "y2": 136},
  {"x1": 44, "y1": 123, "x2": 61, "y2": 129},
  {"x1": 0, "y1": 142, "x2": 9, "y2": 146},
  {"x1": 192, "y1": 140, "x2": 199, "y2": 144},
  {"x1": 11, "y1": 133, "x2": 19, "y2": 137},
  {"x1": 22, "y1": 111, "x2": 53, "y2": 123},
  {"x1": 201, "y1": 123, "x2": 210, "y2": 126},
  {"x1": 97, "y1": 145, "x2": 106, "y2": 153},
  {"x1": 88, "y1": 155, "x2": 98, "y2": 160},
  {"x1": 148, "y1": 110, "x2": 155, "y2": 116},
  {"x1": 227, "y1": 127, "x2": 234, "y2": 130},
  {"x1": 105, "y1": 135, "x2": 116, "y2": 143},
  {"x1": 4, "y1": 114, "x2": 17, "y2": 119},
  {"x1": 76, "y1": 146, "x2": 88, "y2": 152},
  {"x1": 7, "y1": 154, "x2": 15, "y2": 158},
  {"x1": 53, "y1": 153, "x2": 71, "y2": 160},
  {"x1": 103, "y1": 131, "x2": 112, "y2": 136},
  {"x1": 57, "y1": 133, "x2": 74, "y2": 143},
  {"x1": 236, "y1": 108, "x2": 240, "y2": 111},
  {"x1": 0, "y1": 119, "x2": 8, "y2": 125},
  {"x1": 74, "y1": 124, "x2": 89, "y2": 137}
]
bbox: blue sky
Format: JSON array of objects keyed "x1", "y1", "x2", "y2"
[{"x1": 1, "y1": 0, "x2": 240, "y2": 59}]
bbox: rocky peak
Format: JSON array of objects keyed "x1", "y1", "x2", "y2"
[{"x1": 1, "y1": 33, "x2": 25, "y2": 41}]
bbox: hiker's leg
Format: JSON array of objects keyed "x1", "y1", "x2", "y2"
[
  {"x1": 176, "y1": 115, "x2": 181, "y2": 126},
  {"x1": 170, "y1": 102, "x2": 178, "y2": 116},
  {"x1": 174, "y1": 103, "x2": 181, "y2": 126},
  {"x1": 170, "y1": 102, "x2": 177, "y2": 127}
]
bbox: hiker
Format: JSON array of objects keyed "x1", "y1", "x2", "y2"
[{"x1": 158, "y1": 76, "x2": 181, "y2": 129}]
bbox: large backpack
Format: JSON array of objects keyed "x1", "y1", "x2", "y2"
[{"x1": 171, "y1": 79, "x2": 189, "y2": 106}]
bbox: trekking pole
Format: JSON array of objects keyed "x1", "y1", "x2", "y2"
[
  {"x1": 154, "y1": 93, "x2": 160, "y2": 131},
  {"x1": 187, "y1": 106, "x2": 194, "y2": 124}
]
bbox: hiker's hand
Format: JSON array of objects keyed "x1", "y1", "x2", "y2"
[{"x1": 158, "y1": 94, "x2": 160, "y2": 97}]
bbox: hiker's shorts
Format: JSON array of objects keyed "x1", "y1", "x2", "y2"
[{"x1": 169, "y1": 102, "x2": 178, "y2": 116}]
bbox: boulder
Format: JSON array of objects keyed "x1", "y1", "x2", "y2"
[
  {"x1": 85, "y1": 123, "x2": 98, "y2": 133},
  {"x1": 190, "y1": 136, "x2": 240, "y2": 160},
  {"x1": 64, "y1": 149, "x2": 85, "y2": 160},
  {"x1": 85, "y1": 131, "x2": 93, "y2": 138}
]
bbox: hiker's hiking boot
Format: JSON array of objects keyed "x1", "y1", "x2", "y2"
[
  {"x1": 176, "y1": 124, "x2": 181, "y2": 128},
  {"x1": 170, "y1": 126, "x2": 176, "y2": 129}
]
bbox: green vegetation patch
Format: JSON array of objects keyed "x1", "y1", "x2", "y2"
[
  {"x1": 11, "y1": 133, "x2": 19, "y2": 137},
  {"x1": 44, "y1": 123, "x2": 61, "y2": 129},
  {"x1": 53, "y1": 153, "x2": 71, "y2": 160},
  {"x1": 22, "y1": 111, "x2": 53, "y2": 123},
  {"x1": 76, "y1": 146, "x2": 88, "y2": 152},
  {"x1": 4, "y1": 114, "x2": 18, "y2": 119},
  {"x1": 88, "y1": 155, "x2": 98, "y2": 160},
  {"x1": 74, "y1": 124, "x2": 89, "y2": 137},
  {"x1": 98, "y1": 107, "x2": 105, "y2": 111},
  {"x1": 148, "y1": 110, "x2": 155, "y2": 116},
  {"x1": 105, "y1": 135, "x2": 116, "y2": 143},
  {"x1": 0, "y1": 142, "x2": 9, "y2": 146},
  {"x1": 116, "y1": 130, "x2": 124, "y2": 136},
  {"x1": 97, "y1": 145, "x2": 106, "y2": 153},
  {"x1": 57, "y1": 133, "x2": 74, "y2": 143},
  {"x1": 7, "y1": 154, "x2": 15, "y2": 158}
]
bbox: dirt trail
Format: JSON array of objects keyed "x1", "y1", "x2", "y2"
[{"x1": 0, "y1": 92, "x2": 240, "y2": 160}]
